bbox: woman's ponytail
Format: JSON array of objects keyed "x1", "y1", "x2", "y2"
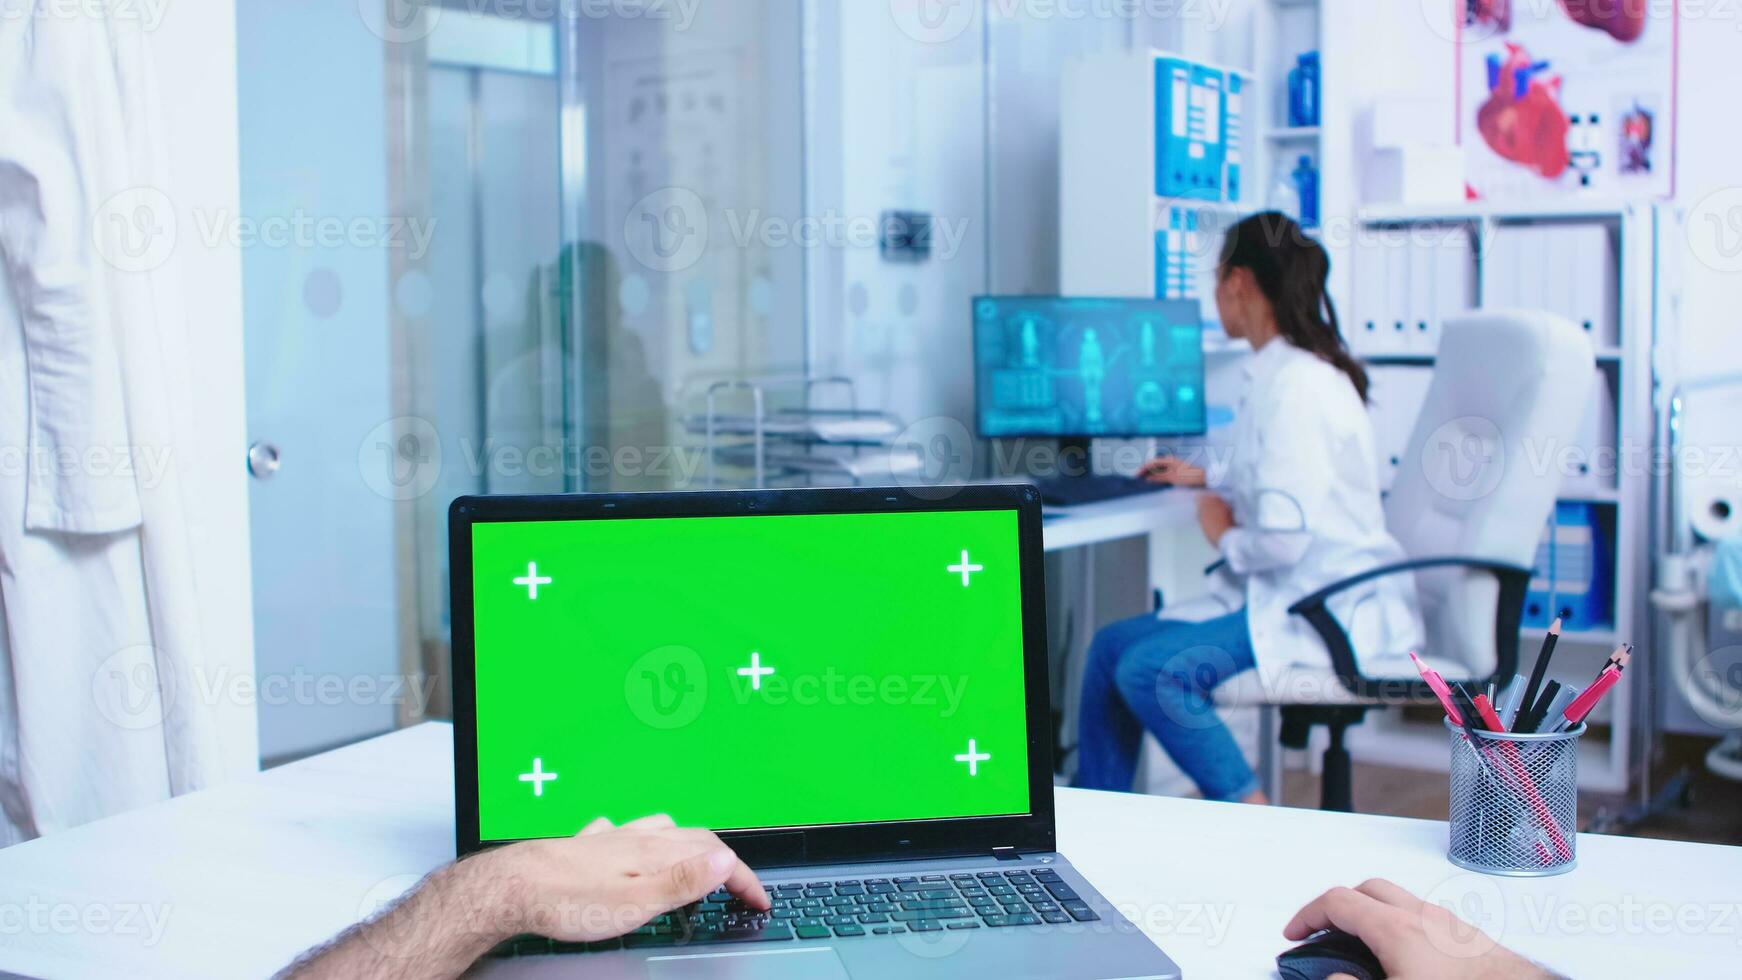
[{"x1": 1219, "y1": 211, "x2": 1369, "y2": 403}]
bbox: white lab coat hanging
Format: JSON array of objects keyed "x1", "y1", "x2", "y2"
[{"x1": 0, "y1": 4, "x2": 256, "y2": 843}]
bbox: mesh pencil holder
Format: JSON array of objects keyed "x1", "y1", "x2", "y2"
[{"x1": 1445, "y1": 719, "x2": 1583, "y2": 877}]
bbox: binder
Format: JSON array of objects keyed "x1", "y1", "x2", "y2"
[
  {"x1": 1381, "y1": 228, "x2": 1412, "y2": 355},
  {"x1": 1565, "y1": 366, "x2": 1618, "y2": 495},
  {"x1": 1154, "y1": 58, "x2": 1224, "y2": 201},
  {"x1": 1484, "y1": 224, "x2": 1524, "y2": 310},
  {"x1": 1524, "y1": 503, "x2": 1614, "y2": 630},
  {"x1": 1540, "y1": 225, "x2": 1581, "y2": 338},
  {"x1": 1508, "y1": 225, "x2": 1545, "y2": 312},
  {"x1": 1573, "y1": 224, "x2": 1619, "y2": 347},
  {"x1": 1407, "y1": 233, "x2": 1437, "y2": 354},
  {"x1": 1367, "y1": 365, "x2": 1434, "y2": 490},
  {"x1": 1350, "y1": 233, "x2": 1387, "y2": 355},
  {"x1": 1524, "y1": 226, "x2": 1555, "y2": 313},
  {"x1": 1190, "y1": 65, "x2": 1226, "y2": 200},
  {"x1": 1154, "y1": 205, "x2": 1209, "y2": 301},
  {"x1": 1155, "y1": 58, "x2": 1197, "y2": 198},
  {"x1": 1223, "y1": 72, "x2": 1245, "y2": 202},
  {"x1": 1431, "y1": 226, "x2": 1476, "y2": 355}
]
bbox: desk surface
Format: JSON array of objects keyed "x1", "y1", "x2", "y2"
[
  {"x1": 1041, "y1": 487, "x2": 1196, "y2": 552},
  {"x1": 0, "y1": 724, "x2": 1736, "y2": 979}
]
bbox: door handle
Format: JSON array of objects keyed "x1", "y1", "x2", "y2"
[{"x1": 248, "y1": 440, "x2": 282, "y2": 480}]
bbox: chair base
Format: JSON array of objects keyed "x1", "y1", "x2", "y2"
[{"x1": 1280, "y1": 704, "x2": 1373, "y2": 812}]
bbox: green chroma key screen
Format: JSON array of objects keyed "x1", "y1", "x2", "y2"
[{"x1": 470, "y1": 508, "x2": 1032, "y2": 842}]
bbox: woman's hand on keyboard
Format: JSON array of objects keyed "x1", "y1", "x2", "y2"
[{"x1": 1139, "y1": 456, "x2": 1207, "y2": 487}]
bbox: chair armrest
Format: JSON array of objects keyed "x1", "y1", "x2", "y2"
[{"x1": 1285, "y1": 557, "x2": 1532, "y2": 701}]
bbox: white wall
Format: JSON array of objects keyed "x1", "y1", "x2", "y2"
[
  {"x1": 806, "y1": 1, "x2": 988, "y2": 430},
  {"x1": 1652, "y1": 14, "x2": 1742, "y2": 734},
  {"x1": 1666, "y1": 10, "x2": 1742, "y2": 379},
  {"x1": 154, "y1": 0, "x2": 259, "y2": 776},
  {"x1": 1318, "y1": 1, "x2": 1457, "y2": 315}
]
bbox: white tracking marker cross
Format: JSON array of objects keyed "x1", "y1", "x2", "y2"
[
  {"x1": 955, "y1": 739, "x2": 991, "y2": 776},
  {"x1": 519, "y1": 758, "x2": 557, "y2": 797},
  {"x1": 948, "y1": 550, "x2": 984, "y2": 586},
  {"x1": 513, "y1": 562, "x2": 552, "y2": 600},
  {"x1": 737, "y1": 652, "x2": 776, "y2": 690}
]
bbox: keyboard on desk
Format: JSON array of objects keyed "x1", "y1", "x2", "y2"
[
  {"x1": 1035, "y1": 474, "x2": 1165, "y2": 507},
  {"x1": 488, "y1": 866, "x2": 1098, "y2": 958}
]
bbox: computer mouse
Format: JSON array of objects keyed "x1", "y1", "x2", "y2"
[{"x1": 1275, "y1": 929, "x2": 1386, "y2": 980}]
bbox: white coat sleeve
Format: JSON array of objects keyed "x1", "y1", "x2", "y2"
[
  {"x1": 0, "y1": 12, "x2": 142, "y2": 534},
  {"x1": 1218, "y1": 371, "x2": 1338, "y2": 575}
]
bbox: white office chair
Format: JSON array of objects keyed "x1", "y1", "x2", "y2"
[{"x1": 1214, "y1": 310, "x2": 1596, "y2": 810}]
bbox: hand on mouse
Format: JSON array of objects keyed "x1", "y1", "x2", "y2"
[{"x1": 1284, "y1": 879, "x2": 1555, "y2": 980}]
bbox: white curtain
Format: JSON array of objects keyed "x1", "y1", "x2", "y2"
[{"x1": 0, "y1": 1, "x2": 258, "y2": 843}]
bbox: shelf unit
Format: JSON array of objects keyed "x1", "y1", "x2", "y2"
[
  {"x1": 1252, "y1": 0, "x2": 1322, "y2": 223},
  {"x1": 1056, "y1": 2, "x2": 1322, "y2": 331},
  {"x1": 1060, "y1": 53, "x2": 1254, "y2": 305},
  {"x1": 1346, "y1": 201, "x2": 1659, "y2": 794}
]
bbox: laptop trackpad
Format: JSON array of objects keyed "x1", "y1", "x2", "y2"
[{"x1": 647, "y1": 947, "x2": 850, "y2": 980}]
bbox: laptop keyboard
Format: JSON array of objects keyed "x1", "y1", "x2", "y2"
[{"x1": 488, "y1": 867, "x2": 1099, "y2": 957}]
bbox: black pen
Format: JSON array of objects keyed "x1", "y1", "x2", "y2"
[
  {"x1": 1518, "y1": 618, "x2": 1562, "y2": 728},
  {"x1": 1450, "y1": 685, "x2": 1488, "y2": 732},
  {"x1": 1447, "y1": 685, "x2": 1496, "y2": 767},
  {"x1": 1517, "y1": 679, "x2": 1563, "y2": 734}
]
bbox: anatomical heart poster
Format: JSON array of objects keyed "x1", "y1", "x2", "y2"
[{"x1": 1458, "y1": 0, "x2": 1677, "y2": 201}]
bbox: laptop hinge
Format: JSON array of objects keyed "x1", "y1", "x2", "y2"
[{"x1": 991, "y1": 846, "x2": 1020, "y2": 861}]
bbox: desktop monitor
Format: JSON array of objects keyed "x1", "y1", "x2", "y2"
[{"x1": 971, "y1": 296, "x2": 1206, "y2": 440}]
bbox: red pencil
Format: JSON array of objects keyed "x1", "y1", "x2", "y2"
[
  {"x1": 1472, "y1": 694, "x2": 1507, "y2": 733},
  {"x1": 1563, "y1": 667, "x2": 1622, "y2": 727}
]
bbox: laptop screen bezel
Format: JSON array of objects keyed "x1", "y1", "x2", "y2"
[{"x1": 449, "y1": 484, "x2": 1057, "y2": 867}]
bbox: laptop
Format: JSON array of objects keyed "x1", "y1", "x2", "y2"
[{"x1": 449, "y1": 485, "x2": 1181, "y2": 979}]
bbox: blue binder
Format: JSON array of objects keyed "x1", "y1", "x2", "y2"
[
  {"x1": 1154, "y1": 57, "x2": 1223, "y2": 201},
  {"x1": 1524, "y1": 502, "x2": 1614, "y2": 630}
]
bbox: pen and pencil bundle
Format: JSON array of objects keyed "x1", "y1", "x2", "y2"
[{"x1": 1410, "y1": 621, "x2": 1636, "y2": 877}]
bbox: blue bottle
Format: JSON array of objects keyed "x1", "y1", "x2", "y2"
[
  {"x1": 1287, "y1": 51, "x2": 1320, "y2": 128},
  {"x1": 1291, "y1": 155, "x2": 1318, "y2": 229}
]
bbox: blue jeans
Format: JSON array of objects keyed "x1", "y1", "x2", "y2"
[{"x1": 1074, "y1": 608, "x2": 1260, "y2": 801}]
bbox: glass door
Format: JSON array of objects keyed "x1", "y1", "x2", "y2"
[
  {"x1": 238, "y1": 0, "x2": 404, "y2": 762},
  {"x1": 240, "y1": 4, "x2": 812, "y2": 746},
  {"x1": 559, "y1": 2, "x2": 807, "y2": 493},
  {"x1": 395, "y1": 4, "x2": 810, "y2": 717},
  {"x1": 404, "y1": 16, "x2": 567, "y2": 718}
]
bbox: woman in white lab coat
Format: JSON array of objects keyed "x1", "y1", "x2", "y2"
[{"x1": 1075, "y1": 212, "x2": 1421, "y2": 804}]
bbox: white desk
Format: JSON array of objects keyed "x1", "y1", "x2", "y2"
[
  {"x1": 1040, "y1": 488, "x2": 1207, "y2": 785},
  {"x1": 0, "y1": 724, "x2": 1735, "y2": 979},
  {"x1": 1040, "y1": 487, "x2": 1198, "y2": 553}
]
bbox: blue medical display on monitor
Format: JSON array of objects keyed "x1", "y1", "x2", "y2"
[{"x1": 972, "y1": 297, "x2": 1206, "y2": 439}]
